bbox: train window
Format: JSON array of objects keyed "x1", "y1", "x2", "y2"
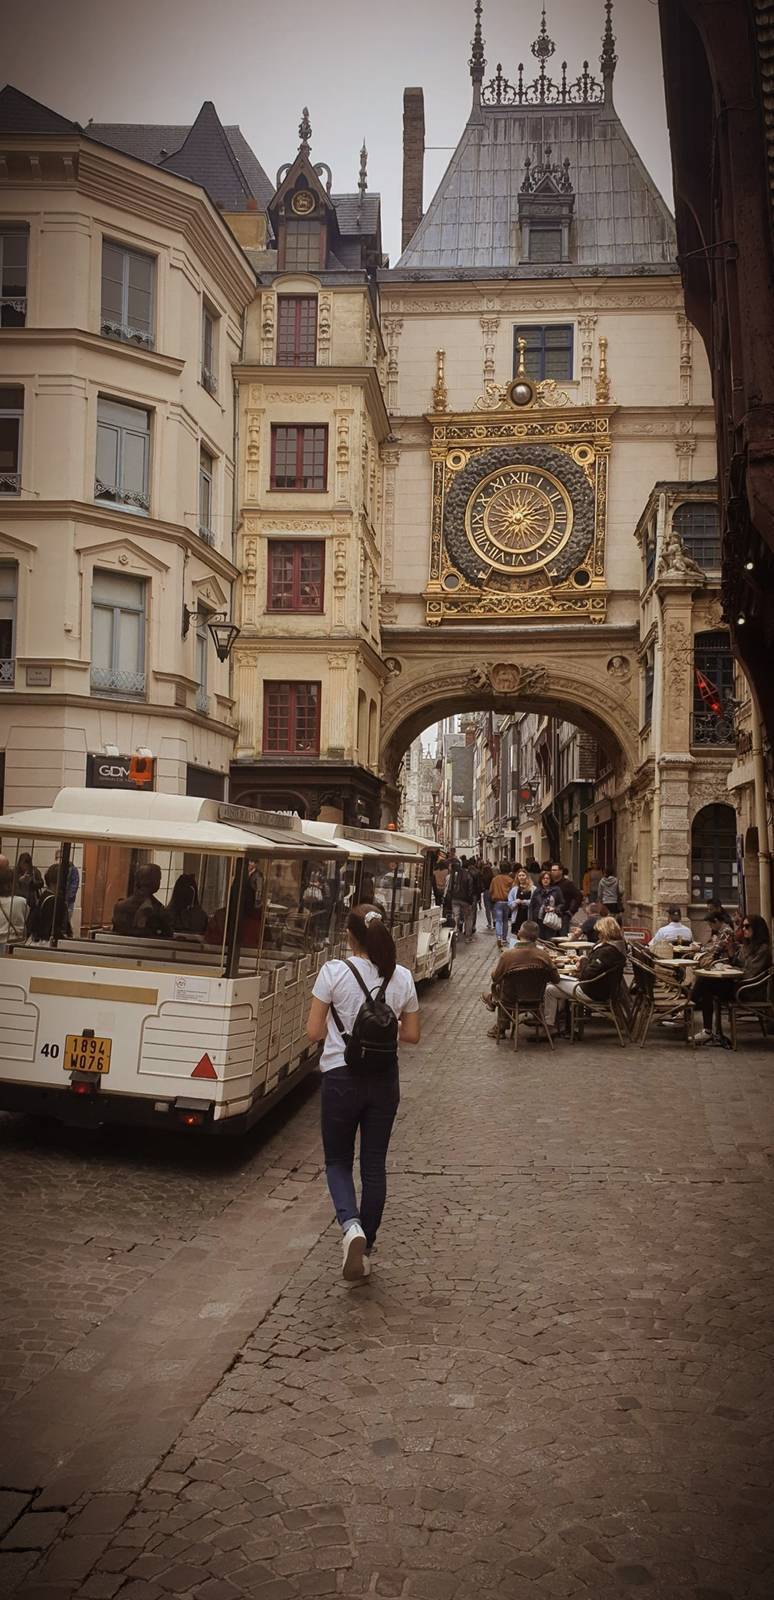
[{"x1": 264, "y1": 854, "x2": 342, "y2": 963}]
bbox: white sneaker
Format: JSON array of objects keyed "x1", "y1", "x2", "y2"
[
  {"x1": 342, "y1": 1223, "x2": 369, "y2": 1283},
  {"x1": 695, "y1": 1028, "x2": 713, "y2": 1044}
]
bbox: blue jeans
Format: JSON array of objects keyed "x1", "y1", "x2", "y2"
[
  {"x1": 483, "y1": 891, "x2": 493, "y2": 927},
  {"x1": 320, "y1": 1065, "x2": 400, "y2": 1248},
  {"x1": 493, "y1": 901, "x2": 510, "y2": 941}
]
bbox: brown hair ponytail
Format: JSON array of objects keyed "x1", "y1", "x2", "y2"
[{"x1": 347, "y1": 903, "x2": 397, "y2": 981}]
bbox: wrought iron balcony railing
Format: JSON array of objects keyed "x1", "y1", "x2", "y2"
[
  {"x1": 195, "y1": 687, "x2": 211, "y2": 716},
  {"x1": 100, "y1": 319, "x2": 154, "y2": 350},
  {"x1": 90, "y1": 667, "x2": 146, "y2": 696},
  {"x1": 0, "y1": 472, "x2": 20, "y2": 495},
  {"x1": 198, "y1": 524, "x2": 215, "y2": 546},
  {"x1": 691, "y1": 710, "x2": 736, "y2": 747},
  {"x1": 95, "y1": 480, "x2": 150, "y2": 513},
  {"x1": 201, "y1": 366, "x2": 217, "y2": 396},
  {"x1": 0, "y1": 658, "x2": 15, "y2": 686},
  {"x1": 0, "y1": 297, "x2": 27, "y2": 326}
]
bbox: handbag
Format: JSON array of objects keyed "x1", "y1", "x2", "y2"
[{"x1": 542, "y1": 907, "x2": 562, "y2": 932}]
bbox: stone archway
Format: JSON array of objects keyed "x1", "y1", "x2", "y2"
[{"x1": 380, "y1": 647, "x2": 639, "y2": 785}]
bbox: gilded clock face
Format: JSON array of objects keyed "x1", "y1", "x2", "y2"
[{"x1": 465, "y1": 464, "x2": 573, "y2": 575}]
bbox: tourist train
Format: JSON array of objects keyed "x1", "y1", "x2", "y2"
[{"x1": 0, "y1": 789, "x2": 453, "y2": 1132}]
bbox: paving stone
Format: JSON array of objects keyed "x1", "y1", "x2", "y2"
[
  {"x1": 2, "y1": 1513, "x2": 67, "y2": 1550},
  {"x1": 0, "y1": 1493, "x2": 32, "y2": 1541}
]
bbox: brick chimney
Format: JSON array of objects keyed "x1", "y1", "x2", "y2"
[{"x1": 401, "y1": 87, "x2": 425, "y2": 252}]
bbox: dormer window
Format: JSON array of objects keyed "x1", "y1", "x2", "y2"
[
  {"x1": 283, "y1": 218, "x2": 324, "y2": 271},
  {"x1": 518, "y1": 150, "x2": 575, "y2": 267},
  {"x1": 528, "y1": 228, "x2": 563, "y2": 264}
]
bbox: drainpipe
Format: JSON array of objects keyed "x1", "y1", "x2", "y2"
[{"x1": 749, "y1": 682, "x2": 772, "y2": 926}]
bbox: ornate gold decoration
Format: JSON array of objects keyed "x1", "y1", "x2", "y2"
[
  {"x1": 465, "y1": 464, "x2": 573, "y2": 575},
  {"x1": 596, "y1": 335, "x2": 611, "y2": 405},
  {"x1": 432, "y1": 349, "x2": 448, "y2": 412},
  {"x1": 291, "y1": 190, "x2": 316, "y2": 216},
  {"x1": 474, "y1": 375, "x2": 573, "y2": 412},
  {"x1": 466, "y1": 662, "x2": 549, "y2": 695}
]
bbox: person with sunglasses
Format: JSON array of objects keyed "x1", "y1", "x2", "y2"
[{"x1": 692, "y1": 913, "x2": 771, "y2": 1046}]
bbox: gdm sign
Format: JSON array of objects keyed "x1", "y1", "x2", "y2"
[{"x1": 86, "y1": 754, "x2": 156, "y2": 790}]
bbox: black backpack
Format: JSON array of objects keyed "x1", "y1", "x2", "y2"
[{"x1": 330, "y1": 960, "x2": 399, "y2": 1072}]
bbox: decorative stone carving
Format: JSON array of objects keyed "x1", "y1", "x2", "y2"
[
  {"x1": 327, "y1": 653, "x2": 349, "y2": 670},
  {"x1": 480, "y1": 316, "x2": 500, "y2": 386},
  {"x1": 578, "y1": 312, "x2": 597, "y2": 405},
  {"x1": 317, "y1": 292, "x2": 332, "y2": 364},
  {"x1": 595, "y1": 335, "x2": 611, "y2": 405},
  {"x1": 260, "y1": 292, "x2": 275, "y2": 366},
  {"x1": 262, "y1": 390, "x2": 335, "y2": 404},
  {"x1": 383, "y1": 656, "x2": 402, "y2": 676},
  {"x1": 432, "y1": 349, "x2": 448, "y2": 412},
  {"x1": 382, "y1": 315, "x2": 403, "y2": 411},
  {"x1": 657, "y1": 526, "x2": 705, "y2": 582},
  {"x1": 666, "y1": 621, "x2": 692, "y2": 717},
  {"x1": 379, "y1": 590, "x2": 398, "y2": 625},
  {"x1": 675, "y1": 436, "x2": 696, "y2": 481},
  {"x1": 245, "y1": 411, "x2": 262, "y2": 502},
  {"x1": 241, "y1": 533, "x2": 258, "y2": 626},
  {"x1": 677, "y1": 312, "x2": 693, "y2": 405},
  {"x1": 607, "y1": 654, "x2": 632, "y2": 683},
  {"x1": 466, "y1": 662, "x2": 549, "y2": 696}
]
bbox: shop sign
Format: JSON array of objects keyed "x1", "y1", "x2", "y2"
[{"x1": 87, "y1": 754, "x2": 155, "y2": 790}]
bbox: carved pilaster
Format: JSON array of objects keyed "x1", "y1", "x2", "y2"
[
  {"x1": 245, "y1": 408, "x2": 263, "y2": 503},
  {"x1": 480, "y1": 316, "x2": 500, "y2": 387},
  {"x1": 677, "y1": 311, "x2": 693, "y2": 406},
  {"x1": 578, "y1": 313, "x2": 597, "y2": 405},
  {"x1": 381, "y1": 444, "x2": 400, "y2": 589},
  {"x1": 595, "y1": 335, "x2": 611, "y2": 405},
  {"x1": 675, "y1": 437, "x2": 696, "y2": 481},
  {"x1": 332, "y1": 533, "x2": 348, "y2": 632},
  {"x1": 259, "y1": 292, "x2": 275, "y2": 366},
  {"x1": 240, "y1": 518, "x2": 259, "y2": 627},
  {"x1": 335, "y1": 411, "x2": 350, "y2": 503},
  {"x1": 382, "y1": 316, "x2": 403, "y2": 412},
  {"x1": 326, "y1": 652, "x2": 351, "y2": 752},
  {"x1": 317, "y1": 292, "x2": 333, "y2": 365},
  {"x1": 233, "y1": 650, "x2": 259, "y2": 756}
]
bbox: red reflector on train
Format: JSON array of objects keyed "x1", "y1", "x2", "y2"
[{"x1": 192, "y1": 1053, "x2": 217, "y2": 1081}]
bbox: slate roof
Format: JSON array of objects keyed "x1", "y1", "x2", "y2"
[
  {"x1": 331, "y1": 194, "x2": 382, "y2": 237},
  {"x1": 397, "y1": 101, "x2": 676, "y2": 274},
  {"x1": 87, "y1": 109, "x2": 273, "y2": 211},
  {"x1": 0, "y1": 84, "x2": 81, "y2": 134}
]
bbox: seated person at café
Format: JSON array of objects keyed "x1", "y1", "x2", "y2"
[
  {"x1": 545, "y1": 915, "x2": 626, "y2": 1026},
  {"x1": 481, "y1": 919, "x2": 558, "y2": 1039},
  {"x1": 705, "y1": 897, "x2": 732, "y2": 927},
  {"x1": 652, "y1": 905, "x2": 694, "y2": 946},
  {"x1": 112, "y1": 865, "x2": 172, "y2": 939},
  {"x1": 692, "y1": 913, "x2": 771, "y2": 1047},
  {"x1": 579, "y1": 900, "x2": 603, "y2": 940}
]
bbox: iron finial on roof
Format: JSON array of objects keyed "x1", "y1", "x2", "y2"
[
  {"x1": 531, "y1": 5, "x2": 556, "y2": 65},
  {"x1": 298, "y1": 107, "x2": 312, "y2": 156},
  {"x1": 601, "y1": 0, "x2": 617, "y2": 101},
  {"x1": 358, "y1": 140, "x2": 368, "y2": 200},
  {"x1": 470, "y1": 0, "x2": 486, "y2": 96}
]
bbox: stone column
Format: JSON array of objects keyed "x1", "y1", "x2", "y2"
[
  {"x1": 325, "y1": 653, "x2": 352, "y2": 757},
  {"x1": 654, "y1": 588, "x2": 695, "y2": 915}
]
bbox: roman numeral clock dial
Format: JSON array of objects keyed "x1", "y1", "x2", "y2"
[{"x1": 465, "y1": 465, "x2": 573, "y2": 575}]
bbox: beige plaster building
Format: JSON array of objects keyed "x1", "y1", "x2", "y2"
[
  {"x1": 0, "y1": 89, "x2": 258, "y2": 807},
  {"x1": 229, "y1": 115, "x2": 390, "y2": 825}
]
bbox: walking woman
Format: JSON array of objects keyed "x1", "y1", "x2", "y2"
[
  {"x1": 306, "y1": 905, "x2": 420, "y2": 1285},
  {"x1": 529, "y1": 869, "x2": 565, "y2": 942}
]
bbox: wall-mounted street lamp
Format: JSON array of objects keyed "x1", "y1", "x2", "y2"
[{"x1": 181, "y1": 606, "x2": 241, "y2": 661}]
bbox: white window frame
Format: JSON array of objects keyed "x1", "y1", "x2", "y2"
[
  {"x1": 201, "y1": 302, "x2": 218, "y2": 395},
  {"x1": 100, "y1": 239, "x2": 155, "y2": 349},
  {"x1": 0, "y1": 227, "x2": 28, "y2": 328},
  {"x1": 0, "y1": 387, "x2": 23, "y2": 496},
  {"x1": 95, "y1": 398, "x2": 151, "y2": 514},
  {"x1": 199, "y1": 446, "x2": 215, "y2": 544},
  {"x1": 0, "y1": 563, "x2": 17, "y2": 687},
  {"x1": 195, "y1": 609, "x2": 210, "y2": 716},
  {"x1": 90, "y1": 570, "x2": 147, "y2": 697}
]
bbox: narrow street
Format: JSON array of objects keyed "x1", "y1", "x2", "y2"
[{"x1": 1, "y1": 937, "x2": 773, "y2": 1600}]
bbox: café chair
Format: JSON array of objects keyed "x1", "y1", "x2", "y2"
[
  {"x1": 568, "y1": 965, "x2": 629, "y2": 1048},
  {"x1": 728, "y1": 968, "x2": 774, "y2": 1051},
  {"x1": 629, "y1": 944, "x2": 695, "y2": 1047},
  {"x1": 494, "y1": 967, "x2": 554, "y2": 1051}
]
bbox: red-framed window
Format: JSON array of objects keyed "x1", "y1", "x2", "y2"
[
  {"x1": 263, "y1": 681, "x2": 321, "y2": 754},
  {"x1": 267, "y1": 540, "x2": 324, "y2": 613},
  {"x1": 277, "y1": 296, "x2": 317, "y2": 366},
  {"x1": 270, "y1": 425, "x2": 328, "y2": 491}
]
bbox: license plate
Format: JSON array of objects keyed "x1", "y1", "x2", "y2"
[{"x1": 64, "y1": 1035, "x2": 112, "y2": 1074}]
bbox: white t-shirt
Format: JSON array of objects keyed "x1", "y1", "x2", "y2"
[
  {"x1": 653, "y1": 920, "x2": 693, "y2": 944},
  {"x1": 312, "y1": 956, "x2": 419, "y2": 1073},
  {"x1": 0, "y1": 894, "x2": 28, "y2": 940}
]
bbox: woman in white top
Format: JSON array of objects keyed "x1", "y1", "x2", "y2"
[
  {"x1": 0, "y1": 865, "x2": 28, "y2": 943},
  {"x1": 306, "y1": 903, "x2": 420, "y2": 1285}
]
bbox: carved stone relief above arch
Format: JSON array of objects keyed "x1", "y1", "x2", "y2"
[{"x1": 260, "y1": 292, "x2": 275, "y2": 366}]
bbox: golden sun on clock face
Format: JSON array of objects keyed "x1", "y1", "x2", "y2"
[{"x1": 464, "y1": 464, "x2": 573, "y2": 576}]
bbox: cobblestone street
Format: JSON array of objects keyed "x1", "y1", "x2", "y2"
[{"x1": 1, "y1": 937, "x2": 773, "y2": 1600}]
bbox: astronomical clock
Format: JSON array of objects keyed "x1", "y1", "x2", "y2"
[{"x1": 425, "y1": 349, "x2": 611, "y2": 624}]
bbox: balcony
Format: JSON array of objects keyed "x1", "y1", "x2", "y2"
[
  {"x1": 0, "y1": 658, "x2": 15, "y2": 687},
  {"x1": 201, "y1": 366, "x2": 218, "y2": 397},
  {"x1": 100, "y1": 319, "x2": 154, "y2": 350},
  {"x1": 691, "y1": 710, "x2": 735, "y2": 747},
  {"x1": 0, "y1": 297, "x2": 26, "y2": 327},
  {"x1": 95, "y1": 480, "x2": 150, "y2": 514},
  {"x1": 90, "y1": 667, "x2": 146, "y2": 697},
  {"x1": 0, "y1": 472, "x2": 20, "y2": 495},
  {"x1": 198, "y1": 524, "x2": 216, "y2": 546}
]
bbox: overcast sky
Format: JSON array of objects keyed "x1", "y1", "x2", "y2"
[{"x1": 7, "y1": 0, "x2": 672, "y2": 262}]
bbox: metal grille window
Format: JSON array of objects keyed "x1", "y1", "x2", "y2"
[
  {"x1": 692, "y1": 630, "x2": 735, "y2": 745},
  {"x1": 263, "y1": 681, "x2": 321, "y2": 754},
  {"x1": 0, "y1": 228, "x2": 28, "y2": 328},
  {"x1": 0, "y1": 386, "x2": 23, "y2": 495},
  {"x1": 514, "y1": 324, "x2": 573, "y2": 380},
  {"x1": 100, "y1": 240, "x2": 155, "y2": 348},
  {"x1": 643, "y1": 652, "x2": 655, "y2": 726},
  {"x1": 528, "y1": 228, "x2": 563, "y2": 263},
  {"x1": 91, "y1": 570, "x2": 146, "y2": 696},
  {"x1": 0, "y1": 564, "x2": 17, "y2": 687},
  {"x1": 201, "y1": 303, "x2": 218, "y2": 394},
  {"x1": 644, "y1": 527, "x2": 656, "y2": 587},
  {"x1": 283, "y1": 220, "x2": 323, "y2": 271},
  {"x1": 691, "y1": 803, "x2": 738, "y2": 903},
  {"x1": 96, "y1": 398, "x2": 150, "y2": 512},
  {"x1": 267, "y1": 540, "x2": 324, "y2": 612},
  {"x1": 276, "y1": 296, "x2": 317, "y2": 365},
  {"x1": 270, "y1": 425, "x2": 328, "y2": 490},
  {"x1": 199, "y1": 446, "x2": 214, "y2": 543},
  {"x1": 673, "y1": 501, "x2": 721, "y2": 568}
]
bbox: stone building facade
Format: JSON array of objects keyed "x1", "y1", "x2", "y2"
[
  {"x1": 229, "y1": 116, "x2": 389, "y2": 825},
  {"x1": 0, "y1": 89, "x2": 257, "y2": 807}
]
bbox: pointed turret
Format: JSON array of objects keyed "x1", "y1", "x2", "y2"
[
  {"x1": 601, "y1": 0, "x2": 617, "y2": 105},
  {"x1": 470, "y1": 1, "x2": 486, "y2": 106}
]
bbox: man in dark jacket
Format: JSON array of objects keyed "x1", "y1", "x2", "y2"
[
  {"x1": 450, "y1": 856, "x2": 476, "y2": 941},
  {"x1": 481, "y1": 920, "x2": 559, "y2": 1038},
  {"x1": 550, "y1": 863, "x2": 582, "y2": 935}
]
